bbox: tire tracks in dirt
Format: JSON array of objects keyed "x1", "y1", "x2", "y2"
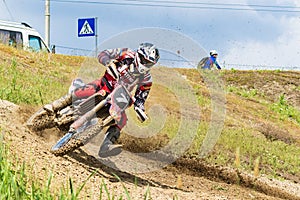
[{"x1": 1, "y1": 101, "x2": 299, "y2": 200}]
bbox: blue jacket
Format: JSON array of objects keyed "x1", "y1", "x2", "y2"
[{"x1": 202, "y1": 56, "x2": 221, "y2": 70}]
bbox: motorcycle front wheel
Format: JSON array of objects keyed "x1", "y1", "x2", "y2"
[{"x1": 50, "y1": 122, "x2": 103, "y2": 156}]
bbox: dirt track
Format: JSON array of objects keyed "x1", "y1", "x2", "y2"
[{"x1": 1, "y1": 100, "x2": 300, "y2": 200}]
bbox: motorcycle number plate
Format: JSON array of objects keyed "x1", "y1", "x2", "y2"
[{"x1": 111, "y1": 85, "x2": 133, "y2": 111}]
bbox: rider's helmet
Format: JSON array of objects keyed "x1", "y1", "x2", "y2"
[
  {"x1": 209, "y1": 50, "x2": 218, "y2": 56},
  {"x1": 135, "y1": 43, "x2": 160, "y2": 74}
]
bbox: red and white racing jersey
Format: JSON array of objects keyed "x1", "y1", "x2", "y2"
[{"x1": 74, "y1": 48, "x2": 152, "y2": 106}]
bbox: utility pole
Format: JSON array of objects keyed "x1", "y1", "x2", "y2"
[
  {"x1": 95, "y1": 17, "x2": 98, "y2": 57},
  {"x1": 45, "y1": 0, "x2": 50, "y2": 48}
]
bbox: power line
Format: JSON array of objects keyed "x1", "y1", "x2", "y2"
[
  {"x1": 2, "y1": 0, "x2": 14, "y2": 20},
  {"x1": 55, "y1": 45, "x2": 91, "y2": 51},
  {"x1": 54, "y1": 45, "x2": 299, "y2": 70},
  {"x1": 224, "y1": 63, "x2": 300, "y2": 70},
  {"x1": 50, "y1": 0, "x2": 300, "y2": 13},
  {"x1": 105, "y1": 0, "x2": 300, "y2": 9}
]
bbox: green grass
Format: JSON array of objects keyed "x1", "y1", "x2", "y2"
[
  {"x1": 175, "y1": 69, "x2": 300, "y2": 178},
  {"x1": 0, "y1": 58, "x2": 68, "y2": 105},
  {"x1": 211, "y1": 128, "x2": 300, "y2": 175},
  {"x1": 0, "y1": 135, "x2": 156, "y2": 200},
  {"x1": 0, "y1": 47, "x2": 300, "y2": 198},
  {"x1": 0, "y1": 132, "x2": 100, "y2": 199},
  {"x1": 185, "y1": 119, "x2": 300, "y2": 177},
  {"x1": 0, "y1": 48, "x2": 172, "y2": 199},
  {"x1": 0, "y1": 136, "x2": 55, "y2": 199},
  {"x1": 227, "y1": 85, "x2": 259, "y2": 99},
  {"x1": 270, "y1": 94, "x2": 300, "y2": 125}
]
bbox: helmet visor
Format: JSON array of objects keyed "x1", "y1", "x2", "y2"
[{"x1": 138, "y1": 53, "x2": 154, "y2": 68}]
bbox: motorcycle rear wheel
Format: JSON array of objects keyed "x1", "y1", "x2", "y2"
[{"x1": 27, "y1": 108, "x2": 56, "y2": 131}]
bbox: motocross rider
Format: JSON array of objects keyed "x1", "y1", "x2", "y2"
[
  {"x1": 45, "y1": 42, "x2": 160, "y2": 155},
  {"x1": 202, "y1": 50, "x2": 221, "y2": 70}
]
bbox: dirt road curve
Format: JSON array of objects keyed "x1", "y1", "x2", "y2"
[{"x1": 1, "y1": 100, "x2": 299, "y2": 200}]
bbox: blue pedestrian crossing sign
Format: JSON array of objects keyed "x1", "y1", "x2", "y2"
[{"x1": 78, "y1": 18, "x2": 95, "y2": 37}]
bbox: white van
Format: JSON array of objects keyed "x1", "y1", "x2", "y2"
[{"x1": 0, "y1": 20, "x2": 50, "y2": 53}]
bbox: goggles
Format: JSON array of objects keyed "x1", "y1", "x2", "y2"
[{"x1": 138, "y1": 53, "x2": 154, "y2": 68}]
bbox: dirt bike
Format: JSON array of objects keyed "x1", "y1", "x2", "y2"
[{"x1": 27, "y1": 78, "x2": 147, "y2": 157}]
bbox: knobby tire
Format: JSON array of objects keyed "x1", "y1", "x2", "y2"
[
  {"x1": 27, "y1": 108, "x2": 55, "y2": 131},
  {"x1": 50, "y1": 122, "x2": 103, "y2": 156}
]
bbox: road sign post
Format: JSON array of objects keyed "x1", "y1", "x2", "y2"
[{"x1": 78, "y1": 17, "x2": 98, "y2": 56}]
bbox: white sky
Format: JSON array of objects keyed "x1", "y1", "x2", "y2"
[{"x1": 0, "y1": 0, "x2": 300, "y2": 70}]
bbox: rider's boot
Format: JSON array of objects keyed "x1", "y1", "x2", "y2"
[
  {"x1": 98, "y1": 126, "x2": 122, "y2": 157},
  {"x1": 44, "y1": 93, "x2": 72, "y2": 113}
]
